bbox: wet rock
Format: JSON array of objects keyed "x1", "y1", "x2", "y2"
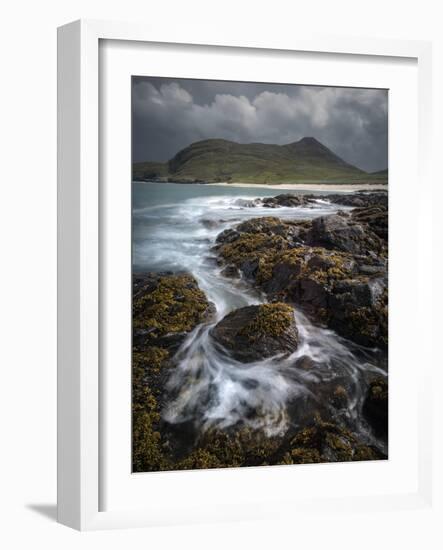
[
  {"x1": 215, "y1": 228, "x2": 239, "y2": 244},
  {"x1": 358, "y1": 264, "x2": 384, "y2": 275},
  {"x1": 351, "y1": 205, "x2": 388, "y2": 242},
  {"x1": 295, "y1": 355, "x2": 317, "y2": 370},
  {"x1": 320, "y1": 191, "x2": 388, "y2": 209},
  {"x1": 264, "y1": 260, "x2": 301, "y2": 294},
  {"x1": 200, "y1": 218, "x2": 220, "y2": 229},
  {"x1": 283, "y1": 417, "x2": 385, "y2": 464},
  {"x1": 328, "y1": 279, "x2": 388, "y2": 348},
  {"x1": 238, "y1": 258, "x2": 260, "y2": 280},
  {"x1": 211, "y1": 303, "x2": 299, "y2": 362},
  {"x1": 330, "y1": 385, "x2": 349, "y2": 409},
  {"x1": 363, "y1": 377, "x2": 388, "y2": 438},
  {"x1": 306, "y1": 213, "x2": 382, "y2": 255},
  {"x1": 220, "y1": 264, "x2": 241, "y2": 278},
  {"x1": 202, "y1": 255, "x2": 219, "y2": 267},
  {"x1": 214, "y1": 206, "x2": 388, "y2": 348},
  {"x1": 133, "y1": 272, "x2": 215, "y2": 352},
  {"x1": 260, "y1": 193, "x2": 311, "y2": 208}
]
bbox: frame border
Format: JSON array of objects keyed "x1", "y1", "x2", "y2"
[{"x1": 57, "y1": 19, "x2": 433, "y2": 530}]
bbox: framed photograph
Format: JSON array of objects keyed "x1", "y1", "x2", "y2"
[{"x1": 57, "y1": 19, "x2": 433, "y2": 530}]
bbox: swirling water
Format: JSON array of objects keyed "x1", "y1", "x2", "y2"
[{"x1": 133, "y1": 182, "x2": 387, "y2": 450}]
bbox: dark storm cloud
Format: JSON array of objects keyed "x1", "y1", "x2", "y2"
[{"x1": 132, "y1": 76, "x2": 388, "y2": 172}]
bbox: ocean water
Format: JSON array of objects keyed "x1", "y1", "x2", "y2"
[{"x1": 133, "y1": 182, "x2": 387, "y2": 451}]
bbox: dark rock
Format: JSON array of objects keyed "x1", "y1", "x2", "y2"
[
  {"x1": 323, "y1": 192, "x2": 388, "y2": 209},
  {"x1": 239, "y1": 258, "x2": 260, "y2": 280},
  {"x1": 363, "y1": 377, "x2": 388, "y2": 438},
  {"x1": 220, "y1": 264, "x2": 240, "y2": 278},
  {"x1": 216, "y1": 228, "x2": 239, "y2": 244},
  {"x1": 295, "y1": 355, "x2": 317, "y2": 370},
  {"x1": 306, "y1": 213, "x2": 381, "y2": 255},
  {"x1": 283, "y1": 416, "x2": 385, "y2": 464},
  {"x1": 330, "y1": 385, "x2": 349, "y2": 409},
  {"x1": 200, "y1": 218, "x2": 220, "y2": 229},
  {"x1": 211, "y1": 303, "x2": 299, "y2": 362},
  {"x1": 358, "y1": 264, "x2": 383, "y2": 275},
  {"x1": 328, "y1": 279, "x2": 387, "y2": 348},
  {"x1": 351, "y1": 206, "x2": 388, "y2": 242},
  {"x1": 213, "y1": 203, "x2": 388, "y2": 348},
  {"x1": 297, "y1": 277, "x2": 329, "y2": 311},
  {"x1": 263, "y1": 260, "x2": 301, "y2": 294},
  {"x1": 260, "y1": 193, "x2": 311, "y2": 208}
]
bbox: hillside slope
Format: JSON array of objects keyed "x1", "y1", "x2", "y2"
[{"x1": 133, "y1": 137, "x2": 387, "y2": 184}]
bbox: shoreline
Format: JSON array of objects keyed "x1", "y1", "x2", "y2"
[
  {"x1": 207, "y1": 182, "x2": 388, "y2": 192},
  {"x1": 134, "y1": 180, "x2": 388, "y2": 192}
]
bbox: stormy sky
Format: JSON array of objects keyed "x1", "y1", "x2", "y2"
[{"x1": 132, "y1": 76, "x2": 388, "y2": 173}]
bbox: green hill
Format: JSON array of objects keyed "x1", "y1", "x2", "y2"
[{"x1": 133, "y1": 137, "x2": 388, "y2": 184}]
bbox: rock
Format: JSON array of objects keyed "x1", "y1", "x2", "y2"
[
  {"x1": 215, "y1": 228, "x2": 239, "y2": 244},
  {"x1": 321, "y1": 192, "x2": 388, "y2": 209},
  {"x1": 295, "y1": 355, "x2": 317, "y2": 370},
  {"x1": 260, "y1": 193, "x2": 311, "y2": 208},
  {"x1": 214, "y1": 208, "x2": 388, "y2": 348},
  {"x1": 211, "y1": 303, "x2": 299, "y2": 362},
  {"x1": 200, "y1": 218, "x2": 220, "y2": 229},
  {"x1": 239, "y1": 258, "x2": 261, "y2": 280},
  {"x1": 306, "y1": 213, "x2": 382, "y2": 255},
  {"x1": 328, "y1": 279, "x2": 388, "y2": 348},
  {"x1": 133, "y1": 272, "x2": 215, "y2": 352},
  {"x1": 351, "y1": 205, "x2": 388, "y2": 242},
  {"x1": 264, "y1": 260, "x2": 301, "y2": 294},
  {"x1": 283, "y1": 417, "x2": 384, "y2": 464},
  {"x1": 220, "y1": 264, "x2": 240, "y2": 278},
  {"x1": 363, "y1": 377, "x2": 388, "y2": 438},
  {"x1": 358, "y1": 264, "x2": 383, "y2": 275},
  {"x1": 330, "y1": 385, "x2": 349, "y2": 409}
]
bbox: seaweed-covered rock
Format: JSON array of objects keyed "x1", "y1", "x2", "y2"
[
  {"x1": 214, "y1": 213, "x2": 388, "y2": 348},
  {"x1": 281, "y1": 417, "x2": 384, "y2": 465},
  {"x1": 178, "y1": 428, "x2": 282, "y2": 469},
  {"x1": 133, "y1": 272, "x2": 215, "y2": 352},
  {"x1": 132, "y1": 347, "x2": 171, "y2": 472},
  {"x1": 216, "y1": 232, "x2": 288, "y2": 283},
  {"x1": 211, "y1": 303, "x2": 299, "y2": 362},
  {"x1": 363, "y1": 377, "x2": 388, "y2": 438}
]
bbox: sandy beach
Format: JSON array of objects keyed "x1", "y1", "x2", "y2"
[{"x1": 207, "y1": 182, "x2": 388, "y2": 192}]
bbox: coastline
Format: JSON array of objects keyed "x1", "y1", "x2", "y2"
[{"x1": 207, "y1": 182, "x2": 388, "y2": 192}]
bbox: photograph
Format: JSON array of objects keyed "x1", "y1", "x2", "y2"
[{"x1": 131, "y1": 76, "x2": 388, "y2": 472}]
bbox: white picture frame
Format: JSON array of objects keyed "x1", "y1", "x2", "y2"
[{"x1": 57, "y1": 19, "x2": 433, "y2": 531}]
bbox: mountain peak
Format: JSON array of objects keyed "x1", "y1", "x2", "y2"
[{"x1": 297, "y1": 136, "x2": 322, "y2": 146}]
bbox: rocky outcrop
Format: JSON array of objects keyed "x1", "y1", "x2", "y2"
[
  {"x1": 253, "y1": 191, "x2": 388, "y2": 210},
  {"x1": 211, "y1": 303, "x2": 299, "y2": 362},
  {"x1": 132, "y1": 272, "x2": 216, "y2": 473},
  {"x1": 325, "y1": 191, "x2": 388, "y2": 209},
  {"x1": 133, "y1": 272, "x2": 215, "y2": 353},
  {"x1": 260, "y1": 193, "x2": 312, "y2": 208},
  {"x1": 214, "y1": 197, "x2": 388, "y2": 348}
]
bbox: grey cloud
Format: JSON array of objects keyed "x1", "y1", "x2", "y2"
[{"x1": 132, "y1": 77, "x2": 388, "y2": 172}]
